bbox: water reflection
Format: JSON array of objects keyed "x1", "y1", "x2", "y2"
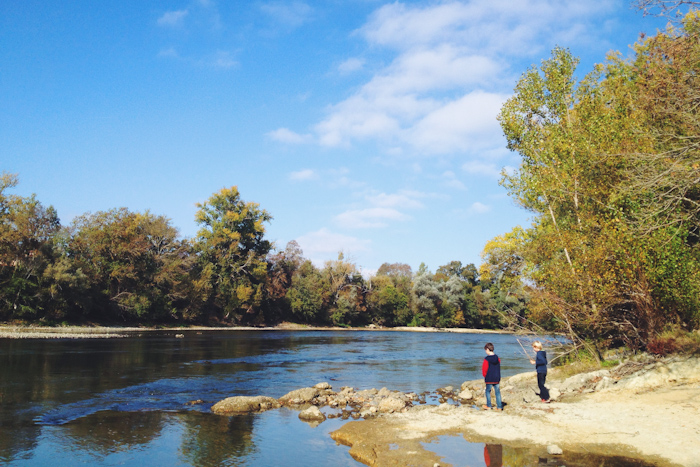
[
  {"x1": 63, "y1": 411, "x2": 166, "y2": 455},
  {"x1": 179, "y1": 412, "x2": 257, "y2": 466},
  {"x1": 484, "y1": 444, "x2": 502, "y2": 467},
  {"x1": 423, "y1": 435, "x2": 659, "y2": 467}
]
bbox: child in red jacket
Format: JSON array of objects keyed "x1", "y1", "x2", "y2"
[{"x1": 482, "y1": 342, "x2": 503, "y2": 410}]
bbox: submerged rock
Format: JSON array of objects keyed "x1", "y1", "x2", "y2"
[{"x1": 211, "y1": 396, "x2": 281, "y2": 414}]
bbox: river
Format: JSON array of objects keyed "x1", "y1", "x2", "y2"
[{"x1": 0, "y1": 330, "x2": 653, "y2": 466}]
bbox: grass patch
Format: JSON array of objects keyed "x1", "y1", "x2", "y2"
[{"x1": 648, "y1": 328, "x2": 700, "y2": 356}]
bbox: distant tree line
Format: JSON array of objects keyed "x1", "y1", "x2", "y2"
[{"x1": 0, "y1": 175, "x2": 522, "y2": 328}]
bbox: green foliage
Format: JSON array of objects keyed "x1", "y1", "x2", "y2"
[
  {"x1": 0, "y1": 172, "x2": 67, "y2": 321},
  {"x1": 194, "y1": 186, "x2": 272, "y2": 324},
  {"x1": 287, "y1": 260, "x2": 326, "y2": 322},
  {"x1": 492, "y1": 17, "x2": 700, "y2": 351},
  {"x1": 68, "y1": 208, "x2": 194, "y2": 322}
]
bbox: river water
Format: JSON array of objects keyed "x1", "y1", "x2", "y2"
[{"x1": 0, "y1": 330, "x2": 653, "y2": 466}]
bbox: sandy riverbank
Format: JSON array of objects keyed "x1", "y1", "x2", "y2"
[
  {"x1": 0, "y1": 323, "x2": 509, "y2": 338},
  {"x1": 330, "y1": 355, "x2": 700, "y2": 467}
]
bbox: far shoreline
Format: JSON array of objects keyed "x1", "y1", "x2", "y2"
[{"x1": 0, "y1": 322, "x2": 512, "y2": 339}]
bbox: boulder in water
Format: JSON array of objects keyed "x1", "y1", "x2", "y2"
[
  {"x1": 211, "y1": 396, "x2": 280, "y2": 414},
  {"x1": 298, "y1": 405, "x2": 326, "y2": 422}
]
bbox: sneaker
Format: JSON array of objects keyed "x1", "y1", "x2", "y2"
[
  {"x1": 482, "y1": 405, "x2": 491, "y2": 410},
  {"x1": 494, "y1": 407, "x2": 503, "y2": 411},
  {"x1": 541, "y1": 399, "x2": 550, "y2": 403}
]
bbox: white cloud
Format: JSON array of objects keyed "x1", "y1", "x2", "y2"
[
  {"x1": 260, "y1": 1, "x2": 314, "y2": 29},
  {"x1": 212, "y1": 50, "x2": 238, "y2": 69},
  {"x1": 289, "y1": 169, "x2": 318, "y2": 181},
  {"x1": 268, "y1": 128, "x2": 312, "y2": 144},
  {"x1": 338, "y1": 57, "x2": 365, "y2": 74},
  {"x1": 307, "y1": 0, "x2": 619, "y2": 157},
  {"x1": 295, "y1": 228, "x2": 370, "y2": 266},
  {"x1": 365, "y1": 191, "x2": 424, "y2": 209},
  {"x1": 462, "y1": 160, "x2": 502, "y2": 178},
  {"x1": 335, "y1": 207, "x2": 410, "y2": 229},
  {"x1": 406, "y1": 91, "x2": 508, "y2": 154},
  {"x1": 469, "y1": 201, "x2": 491, "y2": 214},
  {"x1": 158, "y1": 47, "x2": 179, "y2": 58},
  {"x1": 442, "y1": 171, "x2": 467, "y2": 190},
  {"x1": 157, "y1": 10, "x2": 189, "y2": 27}
]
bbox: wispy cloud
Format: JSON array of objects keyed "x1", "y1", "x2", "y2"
[
  {"x1": 157, "y1": 9, "x2": 189, "y2": 27},
  {"x1": 462, "y1": 160, "x2": 502, "y2": 178},
  {"x1": 365, "y1": 190, "x2": 425, "y2": 209},
  {"x1": 335, "y1": 207, "x2": 410, "y2": 229},
  {"x1": 338, "y1": 57, "x2": 365, "y2": 74},
  {"x1": 281, "y1": 0, "x2": 618, "y2": 159},
  {"x1": 442, "y1": 171, "x2": 467, "y2": 190},
  {"x1": 469, "y1": 201, "x2": 491, "y2": 214},
  {"x1": 295, "y1": 228, "x2": 370, "y2": 266},
  {"x1": 260, "y1": 1, "x2": 314, "y2": 29},
  {"x1": 268, "y1": 128, "x2": 312, "y2": 144},
  {"x1": 212, "y1": 50, "x2": 238, "y2": 69},
  {"x1": 332, "y1": 189, "x2": 433, "y2": 230},
  {"x1": 289, "y1": 169, "x2": 318, "y2": 181}
]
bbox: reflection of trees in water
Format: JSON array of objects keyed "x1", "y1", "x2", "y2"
[
  {"x1": 62, "y1": 411, "x2": 166, "y2": 456},
  {"x1": 499, "y1": 444, "x2": 529, "y2": 466},
  {"x1": 0, "y1": 422, "x2": 40, "y2": 463},
  {"x1": 495, "y1": 442, "x2": 658, "y2": 467},
  {"x1": 179, "y1": 412, "x2": 257, "y2": 466}
]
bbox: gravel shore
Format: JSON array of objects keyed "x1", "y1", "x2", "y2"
[{"x1": 0, "y1": 323, "x2": 509, "y2": 339}]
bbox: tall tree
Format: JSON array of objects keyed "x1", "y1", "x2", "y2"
[
  {"x1": 69, "y1": 208, "x2": 192, "y2": 321},
  {"x1": 194, "y1": 186, "x2": 272, "y2": 324},
  {"x1": 0, "y1": 173, "x2": 70, "y2": 320}
]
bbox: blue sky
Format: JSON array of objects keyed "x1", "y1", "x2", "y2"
[{"x1": 1, "y1": 1, "x2": 671, "y2": 275}]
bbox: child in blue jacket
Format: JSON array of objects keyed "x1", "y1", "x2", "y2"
[
  {"x1": 482, "y1": 342, "x2": 503, "y2": 410},
  {"x1": 530, "y1": 341, "x2": 550, "y2": 402}
]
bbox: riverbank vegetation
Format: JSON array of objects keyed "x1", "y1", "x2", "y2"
[
  {"x1": 3, "y1": 2, "x2": 699, "y2": 355},
  {"x1": 0, "y1": 176, "x2": 515, "y2": 329},
  {"x1": 487, "y1": 8, "x2": 700, "y2": 356}
]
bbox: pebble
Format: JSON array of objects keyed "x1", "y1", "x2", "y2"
[{"x1": 547, "y1": 444, "x2": 563, "y2": 455}]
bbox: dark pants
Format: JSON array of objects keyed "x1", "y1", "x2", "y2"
[{"x1": 537, "y1": 372, "x2": 550, "y2": 401}]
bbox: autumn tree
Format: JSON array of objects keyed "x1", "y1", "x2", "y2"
[
  {"x1": 68, "y1": 208, "x2": 193, "y2": 321},
  {"x1": 263, "y1": 240, "x2": 305, "y2": 323},
  {"x1": 367, "y1": 262, "x2": 413, "y2": 325},
  {"x1": 495, "y1": 13, "x2": 700, "y2": 351},
  {"x1": 0, "y1": 173, "x2": 71, "y2": 320},
  {"x1": 286, "y1": 260, "x2": 327, "y2": 322},
  {"x1": 194, "y1": 186, "x2": 272, "y2": 324}
]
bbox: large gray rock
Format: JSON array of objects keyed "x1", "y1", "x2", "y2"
[{"x1": 211, "y1": 396, "x2": 280, "y2": 414}]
